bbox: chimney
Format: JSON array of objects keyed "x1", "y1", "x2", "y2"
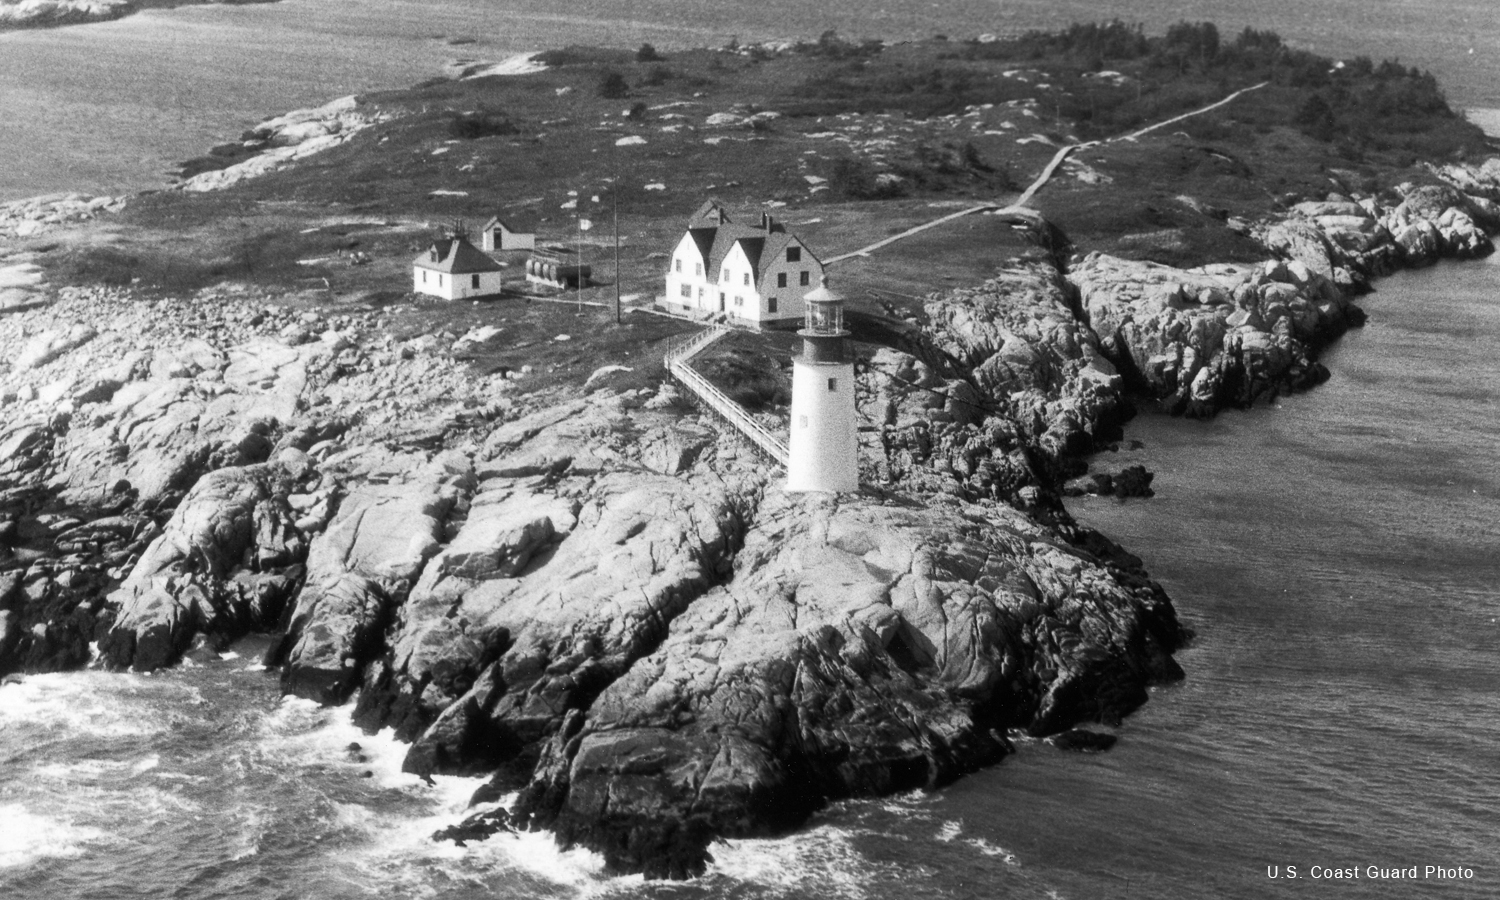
[{"x1": 761, "y1": 211, "x2": 771, "y2": 231}]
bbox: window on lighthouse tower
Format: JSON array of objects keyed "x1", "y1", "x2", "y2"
[{"x1": 828, "y1": 377, "x2": 837, "y2": 392}]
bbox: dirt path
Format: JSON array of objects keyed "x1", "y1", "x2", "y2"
[{"x1": 825, "y1": 80, "x2": 1270, "y2": 266}]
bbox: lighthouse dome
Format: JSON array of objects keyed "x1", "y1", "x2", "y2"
[{"x1": 800, "y1": 276, "x2": 847, "y2": 337}]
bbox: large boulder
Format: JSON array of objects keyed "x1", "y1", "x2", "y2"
[
  {"x1": 278, "y1": 476, "x2": 459, "y2": 703},
  {"x1": 388, "y1": 470, "x2": 751, "y2": 778},
  {"x1": 99, "y1": 461, "x2": 312, "y2": 671}
]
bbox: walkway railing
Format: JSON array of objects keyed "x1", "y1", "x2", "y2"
[{"x1": 664, "y1": 327, "x2": 790, "y2": 467}]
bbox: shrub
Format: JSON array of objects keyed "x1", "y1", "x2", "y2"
[
  {"x1": 641, "y1": 65, "x2": 673, "y2": 86},
  {"x1": 598, "y1": 71, "x2": 629, "y2": 98},
  {"x1": 636, "y1": 43, "x2": 662, "y2": 63},
  {"x1": 448, "y1": 112, "x2": 518, "y2": 139}
]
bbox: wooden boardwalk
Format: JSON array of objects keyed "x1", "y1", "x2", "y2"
[
  {"x1": 657, "y1": 82, "x2": 1274, "y2": 465},
  {"x1": 664, "y1": 327, "x2": 790, "y2": 466},
  {"x1": 825, "y1": 81, "x2": 1270, "y2": 267}
]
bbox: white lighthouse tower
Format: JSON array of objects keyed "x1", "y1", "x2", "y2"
[{"x1": 787, "y1": 278, "x2": 859, "y2": 493}]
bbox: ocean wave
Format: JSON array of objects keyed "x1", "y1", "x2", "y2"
[
  {"x1": 706, "y1": 824, "x2": 878, "y2": 900},
  {"x1": 252, "y1": 695, "x2": 440, "y2": 792},
  {"x1": 0, "y1": 671, "x2": 176, "y2": 738},
  {"x1": 325, "y1": 776, "x2": 645, "y2": 900},
  {"x1": 0, "y1": 804, "x2": 105, "y2": 870}
]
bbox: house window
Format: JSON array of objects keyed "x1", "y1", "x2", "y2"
[
  {"x1": 697, "y1": 287, "x2": 704, "y2": 298},
  {"x1": 828, "y1": 377, "x2": 837, "y2": 392},
  {"x1": 735, "y1": 296, "x2": 743, "y2": 307},
  {"x1": 421, "y1": 270, "x2": 427, "y2": 283},
  {"x1": 777, "y1": 272, "x2": 787, "y2": 288},
  {"x1": 695, "y1": 263, "x2": 702, "y2": 276},
  {"x1": 721, "y1": 266, "x2": 729, "y2": 282},
  {"x1": 787, "y1": 246, "x2": 801, "y2": 262},
  {"x1": 675, "y1": 259, "x2": 682, "y2": 273},
  {"x1": 768, "y1": 297, "x2": 778, "y2": 313},
  {"x1": 743, "y1": 273, "x2": 750, "y2": 286},
  {"x1": 438, "y1": 274, "x2": 445, "y2": 287},
  {"x1": 680, "y1": 284, "x2": 692, "y2": 298},
  {"x1": 800, "y1": 271, "x2": 810, "y2": 286},
  {"x1": 472, "y1": 274, "x2": 480, "y2": 289}
]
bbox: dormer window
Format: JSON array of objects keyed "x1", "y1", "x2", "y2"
[{"x1": 786, "y1": 246, "x2": 801, "y2": 262}]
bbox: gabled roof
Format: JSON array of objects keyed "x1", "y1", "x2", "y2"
[
  {"x1": 678, "y1": 203, "x2": 822, "y2": 292},
  {"x1": 414, "y1": 237, "x2": 503, "y2": 273},
  {"x1": 481, "y1": 216, "x2": 534, "y2": 235},
  {"x1": 688, "y1": 199, "x2": 730, "y2": 228},
  {"x1": 705, "y1": 223, "x2": 772, "y2": 281},
  {"x1": 684, "y1": 226, "x2": 717, "y2": 265}
]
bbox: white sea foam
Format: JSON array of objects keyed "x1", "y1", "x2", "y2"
[
  {"x1": 966, "y1": 837, "x2": 1019, "y2": 864},
  {"x1": 0, "y1": 671, "x2": 170, "y2": 738},
  {"x1": 936, "y1": 819, "x2": 963, "y2": 842},
  {"x1": 30, "y1": 754, "x2": 160, "y2": 782},
  {"x1": 707, "y1": 824, "x2": 875, "y2": 900},
  {"x1": 0, "y1": 804, "x2": 104, "y2": 869},
  {"x1": 254, "y1": 695, "x2": 435, "y2": 791},
  {"x1": 329, "y1": 773, "x2": 639, "y2": 900}
]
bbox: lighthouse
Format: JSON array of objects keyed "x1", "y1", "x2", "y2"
[{"x1": 787, "y1": 278, "x2": 858, "y2": 493}]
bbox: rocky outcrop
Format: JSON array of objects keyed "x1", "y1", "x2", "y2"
[
  {"x1": 0, "y1": 282, "x2": 517, "y2": 676},
  {"x1": 1070, "y1": 253, "x2": 1358, "y2": 416},
  {"x1": 0, "y1": 193, "x2": 125, "y2": 240},
  {"x1": 922, "y1": 260, "x2": 1128, "y2": 460},
  {"x1": 98, "y1": 461, "x2": 312, "y2": 671},
  {"x1": 512, "y1": 489, "x2": 1180, "y2": 876},
  {"x1": 1257, "y1": 177, "x2": 1499, "y2": 288},
  {"x1": 178, "y1": 96, "x2": 396, "y2": 192},
  {"x1": 355, "y1": 427, "x2": 755, "y2": 777},
  {"x1": 278, "y1": 474, "x2": 460, "y2": 704}
]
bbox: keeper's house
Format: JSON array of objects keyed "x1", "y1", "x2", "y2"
[
  {"x1": 413, "y1": 237, "x2": 504, "y2": 300},
  {"x1": 658, "y1": 201, "x2": 824, "y2": 329}
]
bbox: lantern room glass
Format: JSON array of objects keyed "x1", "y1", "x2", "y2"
[{"x1": 804, "y1": 301, "x2": 844, "y2": 335}]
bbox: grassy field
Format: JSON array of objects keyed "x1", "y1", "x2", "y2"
[{"x1": 20, "y1": 25, "x2": 1495, "y2": 399}]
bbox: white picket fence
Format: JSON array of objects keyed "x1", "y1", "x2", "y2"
[{"x1": 663, "y1": 327, "x2": 790, "y2": 467}]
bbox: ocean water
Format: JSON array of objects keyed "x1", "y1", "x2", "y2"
[
  {"x1": 1, "y1": 0, "x2": 1498, "y2": 200},
  {"x1": 3, "y1": 1, "x2": 1500, "y2": 897}
]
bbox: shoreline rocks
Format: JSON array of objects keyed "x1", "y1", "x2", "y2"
[
  {"x1": 3, "y1": 73, "x2": 1499, "y2": 874},
  {"x1": 177, "y1": 96, "x2": 396, "y2": 192},
  {"x1": 0, "y1": 193, "x2": 126, "y2": 240}
]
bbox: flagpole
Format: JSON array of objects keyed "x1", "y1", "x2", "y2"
[{"x1": 613, "y1": 176, "x2": 621, "y2": 326}]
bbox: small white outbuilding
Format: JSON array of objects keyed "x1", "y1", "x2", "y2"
[
  {"x1": 412, "y1": 237, "x2": 504, "y2": 300},
  {"x1": 480, "y1": 217, "x2": 536, "y2": 252}
]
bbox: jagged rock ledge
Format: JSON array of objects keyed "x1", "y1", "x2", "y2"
[{"x1": 2, "y1": 146, "x2": 1499, "y2": 877}]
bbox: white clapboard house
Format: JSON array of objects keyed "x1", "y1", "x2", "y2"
[{"x1": 659, "y1": 201, "x2": 824, "y2": 329}]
